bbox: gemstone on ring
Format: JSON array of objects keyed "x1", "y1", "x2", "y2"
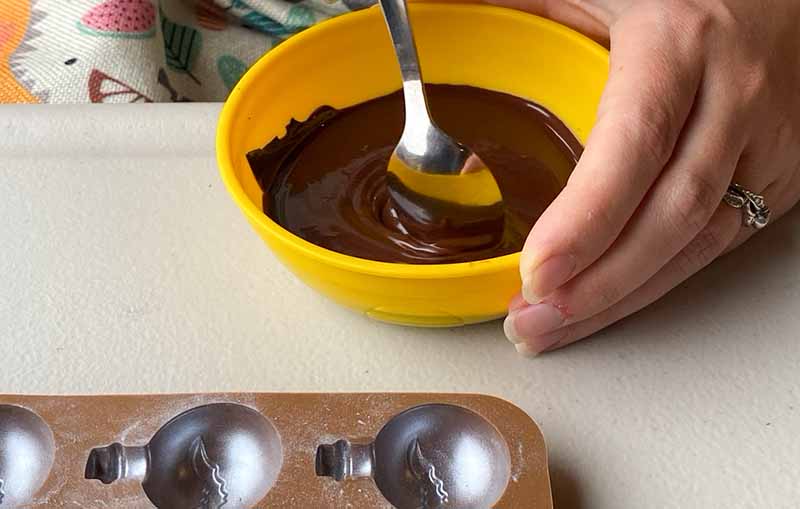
[{"x1": 723, "y1": 183, "x2": 771, "y2": 229}]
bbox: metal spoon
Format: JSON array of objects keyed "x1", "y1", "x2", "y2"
[{"x1": 378, "y1": 0, "x2": 505, "y2": 245}]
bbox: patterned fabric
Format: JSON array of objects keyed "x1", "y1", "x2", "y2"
[{"x1": 0, "y1": 0, "x2": 369, "y2": 103}]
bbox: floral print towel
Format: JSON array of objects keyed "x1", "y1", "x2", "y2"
[{"x1": 0, "y1": 0, "x2": 367, "y2": 103}]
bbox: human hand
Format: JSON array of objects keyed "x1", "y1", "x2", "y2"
[{"x1": 496, "y1": 0, "x2": 800, "y2": 355}]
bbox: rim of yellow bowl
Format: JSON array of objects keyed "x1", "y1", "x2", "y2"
[{"x1": 217, "y1": 2, "x2": 608, "y2": 280}]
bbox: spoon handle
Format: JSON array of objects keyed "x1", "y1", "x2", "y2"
[{"x1": 378, "y1": 0, "x2": 432, "y2": 129}]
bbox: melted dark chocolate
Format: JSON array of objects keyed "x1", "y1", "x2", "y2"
[{"x1": 247, "y1": 85, "x2": 582, "y2": 264}]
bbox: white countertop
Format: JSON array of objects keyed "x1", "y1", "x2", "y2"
[{"x1": 2, "y1": 104, "x2": 799, "y2": 508}]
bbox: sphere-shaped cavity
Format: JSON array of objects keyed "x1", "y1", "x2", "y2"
[
  {"x1": 144, "y1": 403, "x2": 283, "y2": 509},
  {"x1": 0, "y1": 405, "x2": 56, "y2": 508},
  {"x1": 373, "y1": 404, "x2": 510, "y2": 509}
]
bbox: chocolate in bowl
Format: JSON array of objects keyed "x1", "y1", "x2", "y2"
[{"x1": 247, "y1": 84, "x2": 582, "y2": 264}]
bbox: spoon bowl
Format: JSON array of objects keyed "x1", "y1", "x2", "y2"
[{"x1": 379, "y1": 0, "x2": 505, "y2": 244}]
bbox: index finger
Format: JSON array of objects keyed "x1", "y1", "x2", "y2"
[{"x1": 519, "y1": 11, "x2": 704, "y2": 303}]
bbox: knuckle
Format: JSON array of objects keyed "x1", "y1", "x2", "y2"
[
  {"x1": 584, "y1": 203, "x2": 616, "y2": 237},
  {"x1": 550, "y1": 274, "x2": 623, "y2": 322},
  {"x1": 615, "y1": 101, "x2": 677, "y2": 167},
  {"x1": 668, "y1": 170, "x2": 722, "y2": 233},
  {"x1": 633, "y1": 3, "x2": 716, "y2": 47},
  {"x1": 549, "y1": 329, "x2": 577, "y2": 350},
  {"x1": 707, "y1": 1, "x2": 738, "y2": 30},
  {"x1": 775, "y1": 115, "x2": 796, "y2": 150},
  {"x1": 674, "y1": 223, "x2": 730, "y2": 278},
  {"x1": 756, "y1": 114, "x2": 798, "y2": 165},
  {"x1": 679, "y1": 7, "x2": 718, "y2": 46},
  {"x1": 582, "y1": 276, "x2": 625, "y2": 312},
  {"x1": 791, "y1": 167, "x2": 800, "y2": 204},
  {"x1": 637, "y1": 3, "x2": 673, "y2": 30},
  {"x1": 738, "y1": 61, "x2": 770, "y2": 105}
]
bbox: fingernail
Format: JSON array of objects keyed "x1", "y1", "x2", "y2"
[
  {"x1": 522, "y1": 254, "x2": 576, "y2": 303},
  {"x1": 504, "y1": 303, "x2": 565, "y2": 344},
  {"x1": 504, "y1": 313, "x2": 523, "y2": 344},
  {"x1": 515, "y1": 329, "x2": 569, "y2": 357},
  {"x1": 515, "y1": 342, "x2": 541, "y2": 357}
]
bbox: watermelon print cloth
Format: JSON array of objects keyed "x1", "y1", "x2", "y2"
[{"x1": 0, "y1": 0, "x2": 373, "y2": 103}]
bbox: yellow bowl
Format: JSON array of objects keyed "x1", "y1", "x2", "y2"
[{"x1": 217, "y1": 3, "x2": 608, "y2": 327}]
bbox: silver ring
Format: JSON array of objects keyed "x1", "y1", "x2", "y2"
[{"x1": 723, "y1": 183, "x2": 771, "y2": 229}]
